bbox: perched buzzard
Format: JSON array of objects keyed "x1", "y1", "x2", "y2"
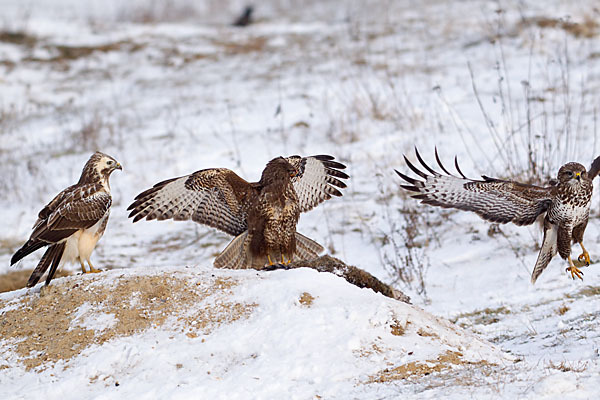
[
  {"x1": 11, "y1": 152, "x2": 122, "y2": 287},
  {"x1": 127, "y1": 155, "x2": 348, "y2": 269},
  {"x1": 396, "y1": 148, "x2": 598, "y2": 283}
]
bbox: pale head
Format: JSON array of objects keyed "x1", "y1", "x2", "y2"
[
  {"x1": 79, "y1": 151, "x2": 122, "y2": 184},
  {"x1": 557, "y1": 162, "x2": 588, "y2": 187}
]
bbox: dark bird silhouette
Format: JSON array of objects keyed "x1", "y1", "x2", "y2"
[{"x1": 233, "y1": 6, "x2": 254, "y2": 27}]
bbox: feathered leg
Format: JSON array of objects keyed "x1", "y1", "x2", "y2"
[{"x1": 572, "y1": 220, "x2": 590, "y2": 266}]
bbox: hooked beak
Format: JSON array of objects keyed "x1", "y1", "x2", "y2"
[
  {"x1": 575, "y1": 172, "x2": 581, "y2": 181},
  {"x1": 115, "y1": 163, "x2": 123, "y2": 171}
]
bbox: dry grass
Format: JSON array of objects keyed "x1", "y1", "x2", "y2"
[
  {"x1": 546, "y1": 360, "x2": 588, "y2": 373},
  {"x1": 0, "y1": 274, "x2": 256, "y2": 370},
  {"x1": 452, "y1": 306, "x2": 511, "y2": 327},
  {"x1": 367, "y1": 350, "x2": 497, "y2": 384},
  {"x1": 556, "y1": 304, "x2": 570, "y2": 315},
  {"x1": 520, "y1": 16, "x2": 599, "y2": 38}
]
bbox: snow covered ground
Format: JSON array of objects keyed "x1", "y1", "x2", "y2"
[{"x1": 1, "y1": 0, "x2": 600, "y2": 398}]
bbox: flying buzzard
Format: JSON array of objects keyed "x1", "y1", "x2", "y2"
[
  {"x1": 396, "y1": 148, "x2": 598, "y2": 283},
  {"x1": 127, "y1": 155, "x2": 348, "y2": 269},
  {"x1": 11, "y1": 152, "x2": 122, "y2": 287}
]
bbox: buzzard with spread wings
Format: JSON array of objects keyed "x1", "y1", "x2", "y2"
[
  {"x1": 396, "y1": 148, "x2": 599, "y2": 283},
  {"x1": 128, "y1": 155, "x2": 348, "y2": 269},
  {"x1": 11, "y1": 152, "x2": 122, "y2": 287}
]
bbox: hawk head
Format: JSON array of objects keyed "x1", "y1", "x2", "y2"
[
  {"x1": 79, "y1": 151, "x2": 122, "y2": 184},
  {"x1": 557, "y1": 162, "x2": 588, "y2": 187},
  {"x1": 259, "y1": 157, "x2": 297, "y2": 186}
]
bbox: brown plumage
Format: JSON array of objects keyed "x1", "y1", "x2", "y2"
[
  {"x1": 127, "y1": 155, "x2": 348, "y2": 269},
  {"x1": 396, "y1": 148, "x2": 595, "y2": 283},
  {"x1": 11, "y1": 152, "x2": 122, "y2": 287}
]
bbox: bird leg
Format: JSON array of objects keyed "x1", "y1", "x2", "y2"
[
  {"x1": 267, "y1": 254, "x2": 274, "y2": 266},
  {"x1": 566, "y1": 257, "x2": 584, "y2": 281},
  {"x1": 281, "y1": 253, "x2": 285, "y2": 264},
  {"x1": 79, "y1": 259, "x2": 87, "y2": 274},
  {"x1": 577, "y1": 242, "x2": 591, "y2": 266},
  {"x1": 86, "y1": 260, "x2": 102, "y2": 273}
]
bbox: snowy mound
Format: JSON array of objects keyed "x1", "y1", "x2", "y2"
[{"x1": 0, "y1": 266, "x2": 509, "y2": 398}]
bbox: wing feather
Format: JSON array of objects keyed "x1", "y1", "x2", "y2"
[
  {"x1": 396, "y1": 149, "x2": 554, "y2": 226},
  {"x1": 127, "y1": 168, "x2": 252, "y2": 236},
  {"x1": 284, "y1": 155, "x2": 349, "y2": 213},
  {"x1": 32, "y1": 183, "x2": 111, "y2": 241}
]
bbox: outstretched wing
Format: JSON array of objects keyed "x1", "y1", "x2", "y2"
[
  {"x1": 396, "y1": 148, "x2": 554, "y2": 226},
  {"x1": 588, "y1": 155, "x2": 600, "y2": 180},
  {"x1": 127, "y1": 168, "x2": 253, "y2": 236},
  {"x1": 284, "y1": 155, "x2": 349, "y2": 213}
]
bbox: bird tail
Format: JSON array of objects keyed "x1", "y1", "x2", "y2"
[
  {"x1": 531, "y1": 220, "x2": 558, "y2": 284},
  {"x1": 293, "y1": 232, "x2": 325, "y2": 260},
  {"x1": 214, "y1": 232, "x2": 250, "y2": 270},
  {"x1": 213, "y1": 232, "x2": 325, "y2": 270},
  {"x1": 27, "y1": 242, "x2": 66, "y2": 288},
  {"x1": 11, "y1": 239, "x2": 46, "y2": 265}
]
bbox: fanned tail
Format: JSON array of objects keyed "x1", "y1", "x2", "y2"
[
  {"x1": 531, "y1": 220, "x2": 558, "y2": 284},
  {"x1": 27, "y1": 242, "x2": 66, "y2": 288},
  {"x1": 213, "y1": 231, "x2": 325, "y2": 270},
  {"x1": 214, "y1": 232, "x2": 249, "y2": 269},
  {"x1": 294, "y1": 232, "x2": 324, "y2": 260}
]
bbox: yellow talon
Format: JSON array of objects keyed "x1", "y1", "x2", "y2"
[
  {"x1": 267, "y1": 255, "x2": 274, "y2": 266},
  {"x1": 578, "y1": 251, "x2": 591, "y2": 266},
  {"x1": 566, "y1": 258, "x2": 584, "y2": 280},
  {"x1": 281, "y1": 254, "x2": 285, "y2": 264}
]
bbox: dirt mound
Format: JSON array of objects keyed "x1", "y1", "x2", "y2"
[
  {"x1": 0, "y1": 272, "x2": 255, "y2": 370},
  {"x1": 0, "y1": 268, "x2": 71, "y2": 294}
]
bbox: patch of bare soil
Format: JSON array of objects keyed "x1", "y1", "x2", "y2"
[
  {"x1": 0, "y1": 269, "x2": 71, "y2": 294},
  {"x1": 367, "y1": 350, "x2": 497, "y2": 384},
  {"x1": 521, "y1": 16, "x2": 599, "y2": 38},
  {"x1": 298, "y1": 292, "x2": 315, "y2": 307},
  {"x1": 0, "y1": 273, "x2": 256, "y2": 370}
]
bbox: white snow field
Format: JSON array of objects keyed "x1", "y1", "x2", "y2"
[{"x1": 1, "y1": 0, "x2": 600, "y2": 398}]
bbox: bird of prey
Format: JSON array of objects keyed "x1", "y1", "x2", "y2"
[
  {"x1": 233, "y1": 5, "x2": 254, "y2": 27},
  {"x1": 11, "y1": 152, "x2": 122, "y2": 287},
  {"x1": 127, "y1": 155, "x2": 348, "y2": 269},
  {"x1": 396, "y1": 148, "x2": 598, "y2": 283}
]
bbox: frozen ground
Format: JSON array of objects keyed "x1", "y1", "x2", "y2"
[{"x1": 1, "y1": 0, "x2": 600, "y2": 398}]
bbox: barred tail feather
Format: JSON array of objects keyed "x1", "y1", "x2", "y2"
[
  {"x1": 293, "y1": 232, "x2": 324, "y2": 260},
  {"x1": 531, "y1": 221, "x2": 558, "y2": 284},
  {"x1": 213, "y1": 232, "x2": 249, "y2": 270},
  {"x1": 27, "y1": 243, "x2": 65, "y2": 287}
]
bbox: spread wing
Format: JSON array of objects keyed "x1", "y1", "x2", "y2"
[
  {"x1": 127, "y1": 168, "x2": 253, "y2": 236},
  {"x1": 396, "y1": 148, "x2": 554, "y2": 226},
  {"x1": 588, "y1": 155, "x2": 600, "y2": 180},
  {"x1": 284, "y1": 155, "x2": 349, "y2": 213}
]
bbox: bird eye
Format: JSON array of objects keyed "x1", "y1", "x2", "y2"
[
  {"x1": 566, "y1": 171, "x2": 573, "y2": 177},
  {"x1": 107, "y1": 160, "x2": 114, "y2": 165}
]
